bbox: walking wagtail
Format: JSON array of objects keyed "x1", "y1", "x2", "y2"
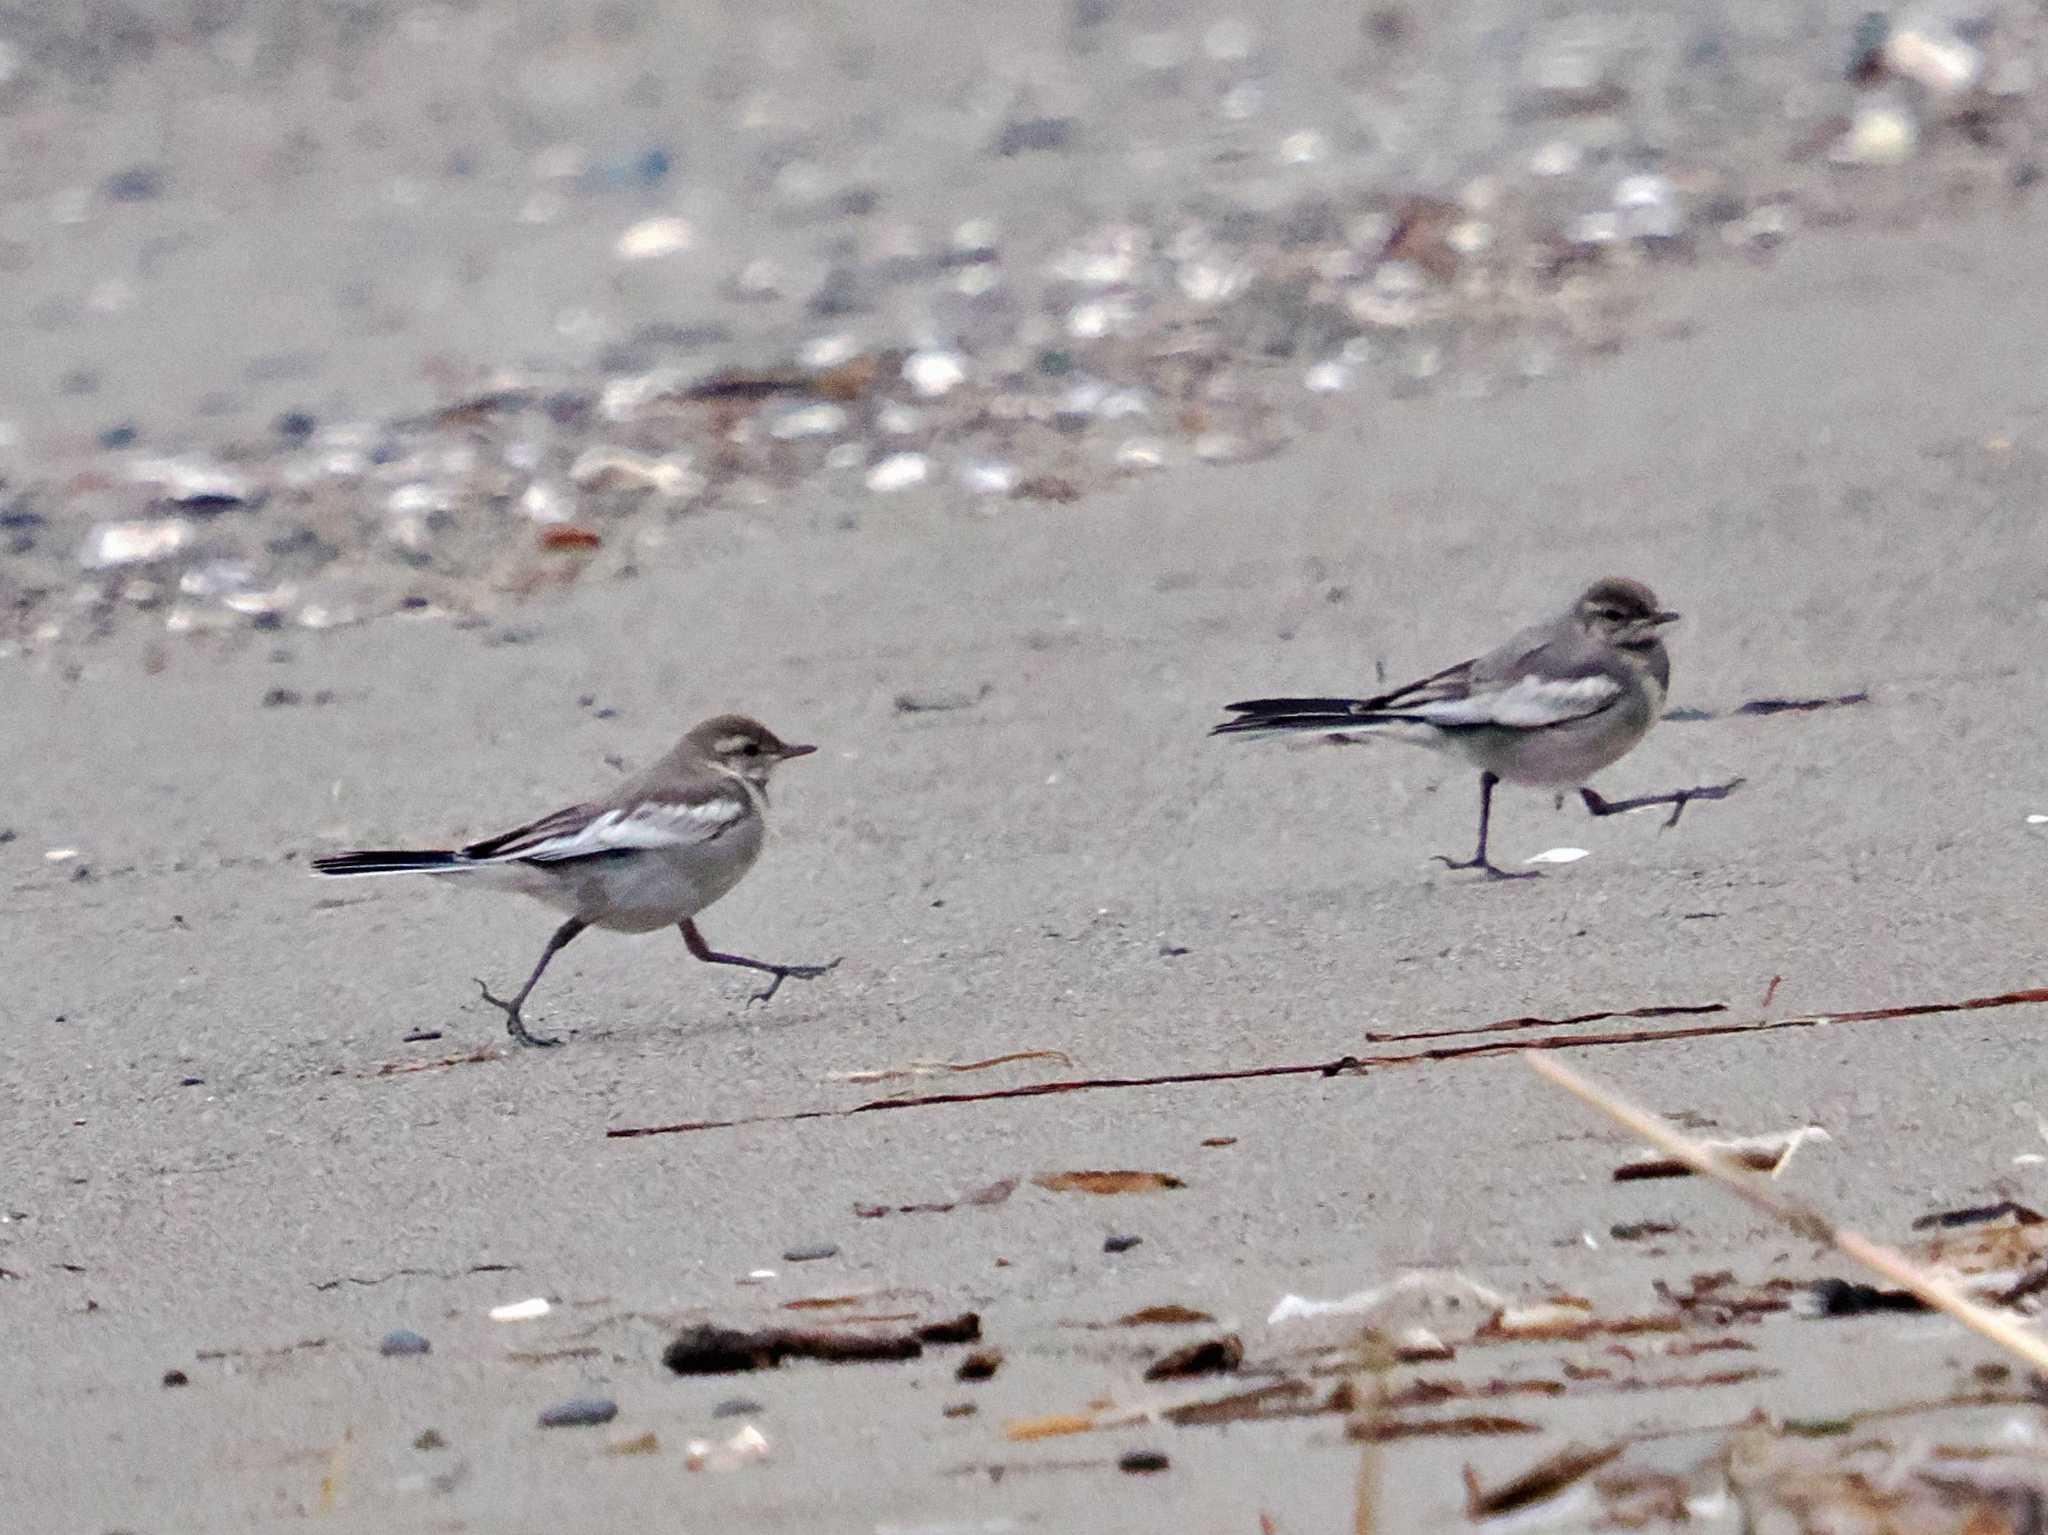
[
  {"x1": 313, "y1": 714, "x2": 839, "y2": 1046},
  {"x1": 1213, "y1": 578, "x2": 1742, "y2": 878}
]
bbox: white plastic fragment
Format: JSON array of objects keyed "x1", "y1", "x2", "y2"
[
  {"x1": 488, "y1": 1296, "x2": 551, "y2": 1322},
  {"x1": 1526, "y1": 846, "x2": 1590, "y2": 865}
]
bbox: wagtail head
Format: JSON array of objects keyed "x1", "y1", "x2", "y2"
[
  {"x1": 687, "y1": 714, "x2": 818, "y2": 783},
  {"x1": 1573, "y1": 578, "x2": 1680, "y2": 656}
]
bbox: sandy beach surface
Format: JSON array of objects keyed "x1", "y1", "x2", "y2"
[{"x1": 4, "y1": 5, "x2": 2048, "y2": 1532}]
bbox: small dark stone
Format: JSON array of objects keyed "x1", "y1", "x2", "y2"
[
  {"x1": 835, "y1": 186, "x2": 881, "y2": 218},
  {"x1": 401, "y1": 1030, "x2": 443, "y2": 1044},
  {"x1": 380, "y1": 1329, "x2": 431, "y2": 1358},
  {"x1": 274, "y1": 410, "x2": 317, "y2": 443},
  {"x1": 636, "y1": 148, "x2": 672, "y2": 183},
  {"x1": 1143, "y1": 1335, "x2": 1243, "y2": 1380},
  {"x1": 782, "y1": 1243, "x2": 838, "y2": 1263},
  {"x1": 538, "y1": 1396, "x2": 617, "y2": 1428},
  {"x1": 179, "y1": 1076, "x2": 204, "y2": 1088},
  {"x1": 955, "y1": 1348, "x2": 1003, "y2": 1381},
  {"x1": 542, "y1": 390, "x2": 593, "y2": 425},
  {"x1": 97, "y1": 423, "x2": 138, "y2": 449},
  {"x1": 1119, "y1": 1449, "x2": 1170, "y2": 1474},
  {"x1": 806, "y1": 268, "x2": 866, "y2": 318},
  {"x1": 105, "y1": 166, "x2": 166, "y2": 202},
  {"x1": 161, "y1": 1368, "x2": 188, "y2": 1388},
  {"x1": 262, "y1": 688, "x2": 303, "y2": 708},
  {"x1": 1103, "y1": 1234, "x2": 1142, "y2": 1253},
  {"x1": 993, "y1": 117, "x2": 1074, "y2": 156},
  {"x1": 710, "y1": 1397, "x2": 764, "y2": 1419},
  {"x1": 413, "y1": 1428, "x2": 447, "y2": 1450}
]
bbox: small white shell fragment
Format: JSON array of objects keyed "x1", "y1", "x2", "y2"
[
  {"x1": 489, "y1": 1296, "x2": 551, "y2": 1322},
  {"x1": 127, "y1": 455, "x2": 252, "y2": 504},
  {"x1": 615, "y1": 216, "x2": 694, "y2": 260},
  {"x1": 1304, "y1": 360, "x2": 1352, "y2": 393},
  {"x1": 570, "y1": 446, "x2": 698, "y2": 498},
  {"x1": 902, "y1": 349, "x2": 966, "y2": 398},
  {"x1": 958, "y1": 459, "x2": 1019, "y2": 496},
  {"x1": 1884, "y1": 25, "x2": 1981, "y2": 96},
  {"x1": 864, "y1": 453, "x2": 928, "y2": 493},
  {"x1": 767, "y1": 403, "x2": 847, "y2": 440},
  {"x1": 81, "y1": 520, "x2": 192, "y2": 570},
  {"x1": 1526, "y1": 847, "x2": 1590, "y2": 865},
  {"x1": 1832, "y1": 103, "x2": 1918, "y2": 167},
  {"x1": 2027, "y1": 814, "x2": 2048, "y2": 825},
  {"x1": 44, "y1": 848, "x2": 80, "y2": 862}
]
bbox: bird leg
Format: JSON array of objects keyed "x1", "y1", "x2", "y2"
[
  {"x1": 679, "y1": 918, "x2": 842, "y2": 1005},
  {"x1": 1579, "y1": 776, "x2": 1746, "y2": 830},
  {"x1": 1434, "y1": 771, "x2": 1541, "y2": 881},
  {"x1": 476, "y1": 916, "x2": 586, "y2": 1047}
]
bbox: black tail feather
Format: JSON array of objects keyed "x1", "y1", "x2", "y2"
[
  {"x1": 1223, "y1": 696, "x2": 1374, "y2": 716},
  {"x1": 1211, "y1": 696, "x2": 1426, "y2": 737},
  {"x1": 311, "y1": 849, "x2": 461, "y2": 876}
]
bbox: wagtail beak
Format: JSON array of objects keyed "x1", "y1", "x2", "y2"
[
  {"x1": 1650, "y1": 610, "x2": 1682, "y2": 626},
  {"x1": 780, "y1": 742, "x2": 818, "y2": 759}
]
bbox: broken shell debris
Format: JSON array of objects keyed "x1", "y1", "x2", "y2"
[{"x1": 11, "y1": 11, "x2": 2048, "y2": 654}]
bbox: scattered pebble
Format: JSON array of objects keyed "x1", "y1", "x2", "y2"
[
  {"x1": 161, "y1": 1369, "x2": 189, "y2": 1388},
  {"x1": 412, "y1": 1428, "x2": 446, "y2": 1451},
  {"x1": 781, "y1": 1243, "x2": 838, "y2": 1263},
  {"x1": 1104, "y1": 1234, "x2": 1143, "y2": 1253},
  {"x1": 955, "y1": 1349, "x2": 1003, "y2": 1382},
  {"x1": 380, "y1": 1329, "x2": 431, "y2": 1358},
  {"x1": 1119, "y1": 1449, "x2": 1171, "y2": 1474},
  {"x1": 615, "y1": 217, "x2": 694, "y2": 260},
  {"x1": 711, "y1": 1397, "x2": 764, "y2": 1419},
  {"x1": 865, "y1": 453, "x2": 929, "y2": 493},
  {"x1": 538, "y1": 1397, "x2": 618, "y2": 1429},
  {"x1": 1832, "y1": 102, "x2": 1919, "y2": 167},
  {"x1": 488, "y1": 1296, "x2": 551, "y2": 1322},
  {"x1": 81, "y1": 520, "x2": 192, "y2": 570}
]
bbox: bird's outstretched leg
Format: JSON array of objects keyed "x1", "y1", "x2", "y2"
[
  {"x1": 1580, "y1": 777, "x2": 1747, "y2": 830},
  {"x1": 680, "y1": 918, "x2": 842, "y2": 1005},
  {"x1": 1434, "y1": 771, "x2": 1541, "y2": 881},
  {"x1": 476, "y1": 916, "x2": 587, "y2": 1047}
]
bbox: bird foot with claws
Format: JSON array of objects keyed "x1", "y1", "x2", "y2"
[
  {"x1": 746, "y1": 956, "x2": 844, "y2": 1006},
  {"x1": 474, "y1": 979, "x2": 561, "y2": 1048},
  {"x1": 1432, "y1": 853, "x2": 1542, "y2": 882},
  {"x1": 1579, "y1": 776, "x2": 1746, "y2": 830}
]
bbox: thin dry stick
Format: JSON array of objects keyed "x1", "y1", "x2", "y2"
[{"x1": 1525, "y1": 1052, "x2": 2048, "y2": 1375}]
